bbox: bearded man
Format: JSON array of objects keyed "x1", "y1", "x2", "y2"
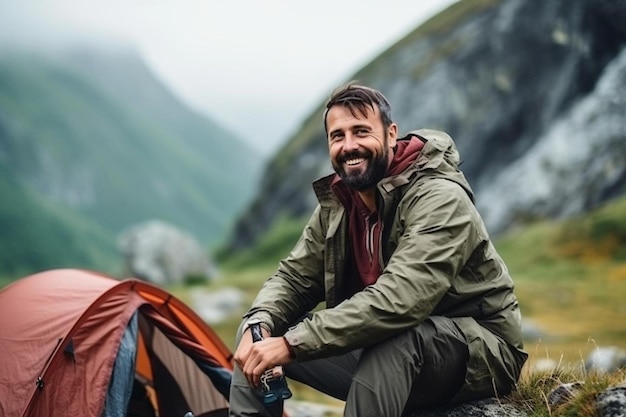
[{"x1": 229, "y1": 84, "x2": 527, "y2": 417}]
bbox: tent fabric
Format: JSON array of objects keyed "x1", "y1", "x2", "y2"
[
  {"x1": 141, "y1": 305, "x2": 224, "y2": 368},
  {"x1": 0, "y1": 269, "x2": 235, "y2": 417},
  {"x1": 139, "y1": 313, "x2": 229, "y2": 415},
  {"x1": 139, "y1": 305, "x2": 232, "y2": 399}
]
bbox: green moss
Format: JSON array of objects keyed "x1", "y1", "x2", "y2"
[
  {"x1": 355, "y1": 0, "x2": 503, "y2": 80},
  {"x1": 218, "y1": 215, "x2": 308, "y2": 270}
]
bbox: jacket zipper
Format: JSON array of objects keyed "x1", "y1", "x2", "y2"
[{"x1": 365, "y1": 215, "x2": 378, "y2": 264}]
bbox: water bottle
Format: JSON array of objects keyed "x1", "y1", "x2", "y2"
[{"x1": 250, "y1": 323, "x2": 293, "y2": 405}]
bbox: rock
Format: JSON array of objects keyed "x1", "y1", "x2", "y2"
[
  {"x1": 475, "y1": 46, "x2": 626, "y2": 233},
  {"x1": 189, "y1": 286, "x2": 244, "y2": 324},
  {"x1": 547, "y1": 382, "x2": 583, "y2": 408},
  {"x1": 118, "y1": 219, "x2": 216, "y2": 286},
  {"x1": 406, "y1": 398, "x2": 528, "y2": 417},
  {"x1": 596, "y1": 386, "x2": 626, "y2": 417},
  {"x1": 291, "y1": 383, "x2": 626, "y2": 417},
  {"x1": 531, "y1": 358, "x2": 559, "y2": 374},
  {"x1": 585, "y1": 346, "x2": 626, "y2": 374},
  {"x1": 521, "y1": 319, "x2": 547, "y2": 342},
  {"x1": 228, "y1": 0, "x2": 626, "y2": 250},
  {"x1": 284, "y1": 400, "x2": 344, "y2": 417}
]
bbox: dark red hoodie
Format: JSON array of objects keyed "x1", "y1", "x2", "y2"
[{"x1": 331, "y1": 135, "x2": 424, "y2": 290}]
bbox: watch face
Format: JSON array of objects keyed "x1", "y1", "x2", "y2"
[{"x1": 250, "y1": 323, "x2": 264, "y2": 342}]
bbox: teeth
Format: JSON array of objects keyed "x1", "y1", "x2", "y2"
[{"x1": 346, "y1": 158, "x2": 364, "y2": 166}]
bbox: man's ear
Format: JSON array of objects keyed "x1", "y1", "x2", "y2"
[{"x1": 388, "y1": 123, "x2": 398, "y2": 148}]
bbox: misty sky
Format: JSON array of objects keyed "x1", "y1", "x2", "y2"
[{"x1": 1, "y1": 0, "x2": 457, "y2": 155}]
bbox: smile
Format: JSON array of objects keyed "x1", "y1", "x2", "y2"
[{"x1": 345, "y1": 158, "x2": 365, "y2": 166}]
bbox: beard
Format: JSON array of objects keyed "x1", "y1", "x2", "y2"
[{"x1": 332, "y1": 146, "x2": 390, "y2": 191}]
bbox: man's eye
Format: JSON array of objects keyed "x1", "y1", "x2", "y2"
[{"x1": 356, "y1": 129, "x2": 369, "y2": 136}]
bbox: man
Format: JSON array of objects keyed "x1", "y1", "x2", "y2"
[{"x1": 230, "y1": 84, "x2": 527, "y2": 417}]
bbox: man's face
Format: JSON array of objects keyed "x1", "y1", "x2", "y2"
[{"x1": 326, "y1": 104, "x2": 397, "y2": 191}]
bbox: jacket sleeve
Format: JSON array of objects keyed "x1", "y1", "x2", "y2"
[
  {"x1": 243, "y1": 205, "x2": 327, "y2": 335},
  {"x1": 284, "y1": 179, "x2": 480, "y2": 360}
]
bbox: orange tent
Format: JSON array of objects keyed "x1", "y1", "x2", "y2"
[{"x1": 0, "y1": 269, "x2": 234, "y2": 417}]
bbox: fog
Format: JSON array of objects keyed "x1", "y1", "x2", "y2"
[{"x1": 0, "y1": 0, "x2": 457, "y2": 154}]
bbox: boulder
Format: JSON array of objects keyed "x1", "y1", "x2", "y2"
[
  {"x1": 585, "y1": 346, "x2": 626, "y2": 374},
  {"x1": 383, "y1": 380, "x2": 626, "y2": 417},
  {"x1": 406, "y1": 398, "x2": 528, "y2": 417},
  {"x1": 118, "y1": 219, "x2": 216, "y2": 286},
  {"x1": 596, "y1": 386, "x2": 626, "y2": 417},
  {"x1": 189, "y1": 286, "x2": 245, "y2": 324}
]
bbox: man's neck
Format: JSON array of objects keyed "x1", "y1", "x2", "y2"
[{"x1": 357, "y1": 189, "x2": 377, "y2": 212}]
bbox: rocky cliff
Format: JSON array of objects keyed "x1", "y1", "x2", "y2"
[{"x1": 228, "y1": 0, "x2": 626, "y2": 250}]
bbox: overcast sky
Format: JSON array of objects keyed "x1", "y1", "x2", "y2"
[{"x1": 1, "y1": 0, "x2": 457, "y2": 154}]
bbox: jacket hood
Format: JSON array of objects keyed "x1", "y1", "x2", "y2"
[
  {"x1": 402, "y1": 128, "x2": 474, "y2": 202},
  {"x1": 387, "y1": 135, "x2": 424, "y2": 177}
]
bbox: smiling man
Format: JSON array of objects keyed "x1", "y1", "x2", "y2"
[
  {"x1": 327, "y1": 94, "x2": 397, "y2": 196},
  {"x1": 229, "y1": 84, "x2": 527, "y2": 417}
]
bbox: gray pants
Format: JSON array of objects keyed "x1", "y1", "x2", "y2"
[{"x1": 229, "y1": 316, "x2": 468, "y2": 417}]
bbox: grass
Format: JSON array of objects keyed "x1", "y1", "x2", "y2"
[
  {"x1": 508, "y1": 367, "x2": 626, "y2": 417},
  {"x1": 480, "y1": 198, "x2": 626, "y2": 416},
  {"x1": 497, "y1": 197, "x2": 626, "y2": 371}
]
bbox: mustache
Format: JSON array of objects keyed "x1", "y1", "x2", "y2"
[{"x1": 339, "y1": 150, "x2": 371, "y2": 163}]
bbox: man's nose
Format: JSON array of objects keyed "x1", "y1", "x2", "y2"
[{"x1": 343, "y1": 133, "x2": 359, "y2": 151}]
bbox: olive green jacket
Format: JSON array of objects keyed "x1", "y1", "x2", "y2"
[{"x1": 245, "y1": 129, "x2": 527, "y2": 401}]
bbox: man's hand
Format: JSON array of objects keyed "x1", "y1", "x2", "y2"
[{"x1": 233, "y1": 328, "x2": 294, "y2": 388}]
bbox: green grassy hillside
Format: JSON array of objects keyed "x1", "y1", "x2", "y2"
[
  {"x1": 497, "y1": 196, "x2": 626, "y2": 369},
  {"x1": 0, "y1": 48, "x2": 262, "y2": 278},
  {"x1": 0, "y1": 164, "x2": 118, "y2": 283}
]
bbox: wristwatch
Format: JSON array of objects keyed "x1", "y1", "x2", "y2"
[{"x1": 243, "y1": 318, "x2": 271, "y2": 335}]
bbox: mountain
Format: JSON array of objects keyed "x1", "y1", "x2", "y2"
[
  {"x1": 227, "y1": 0, "x2": 626, "y2": 251},
  {"x1": 0, "y1": 46, "x2": 262, "y2": 277}
]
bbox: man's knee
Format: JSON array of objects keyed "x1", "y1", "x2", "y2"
[
  {"x1": 353, "y1": 318, "x2": 469, "y2": 401},
  {"x1": 419, "y1": 316, "x2": 469, "y2": 362}
]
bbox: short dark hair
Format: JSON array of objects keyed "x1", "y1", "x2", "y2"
[{"x1": 323, "y1": 83, "x2": 393, "y2": 133}]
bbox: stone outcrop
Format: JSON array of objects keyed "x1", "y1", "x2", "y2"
[
  {"x1": 229, "y1": 0, "x2": 626, "y2": 250},
  {"x1": 118, "y1": 219, "x2": 216, "y2": 286},
  {"x1": 406, "y1": 398, "x2": 528, "y2": 417},
  {"x1": 597, "y1": 387, "x2": 626, "y2": 417},
  {"x1": 290, "y1": 386, "x2": 626, "y2": 417},
  {"x1": 189, "y1": 286, "x2": 245, "y2": 324},
  {"x1": 586, "y1": 346, "x2": 626, "y2": 374},
  {"x1": 405, "y1": 382, "x2": 626, "y2": 417}
]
